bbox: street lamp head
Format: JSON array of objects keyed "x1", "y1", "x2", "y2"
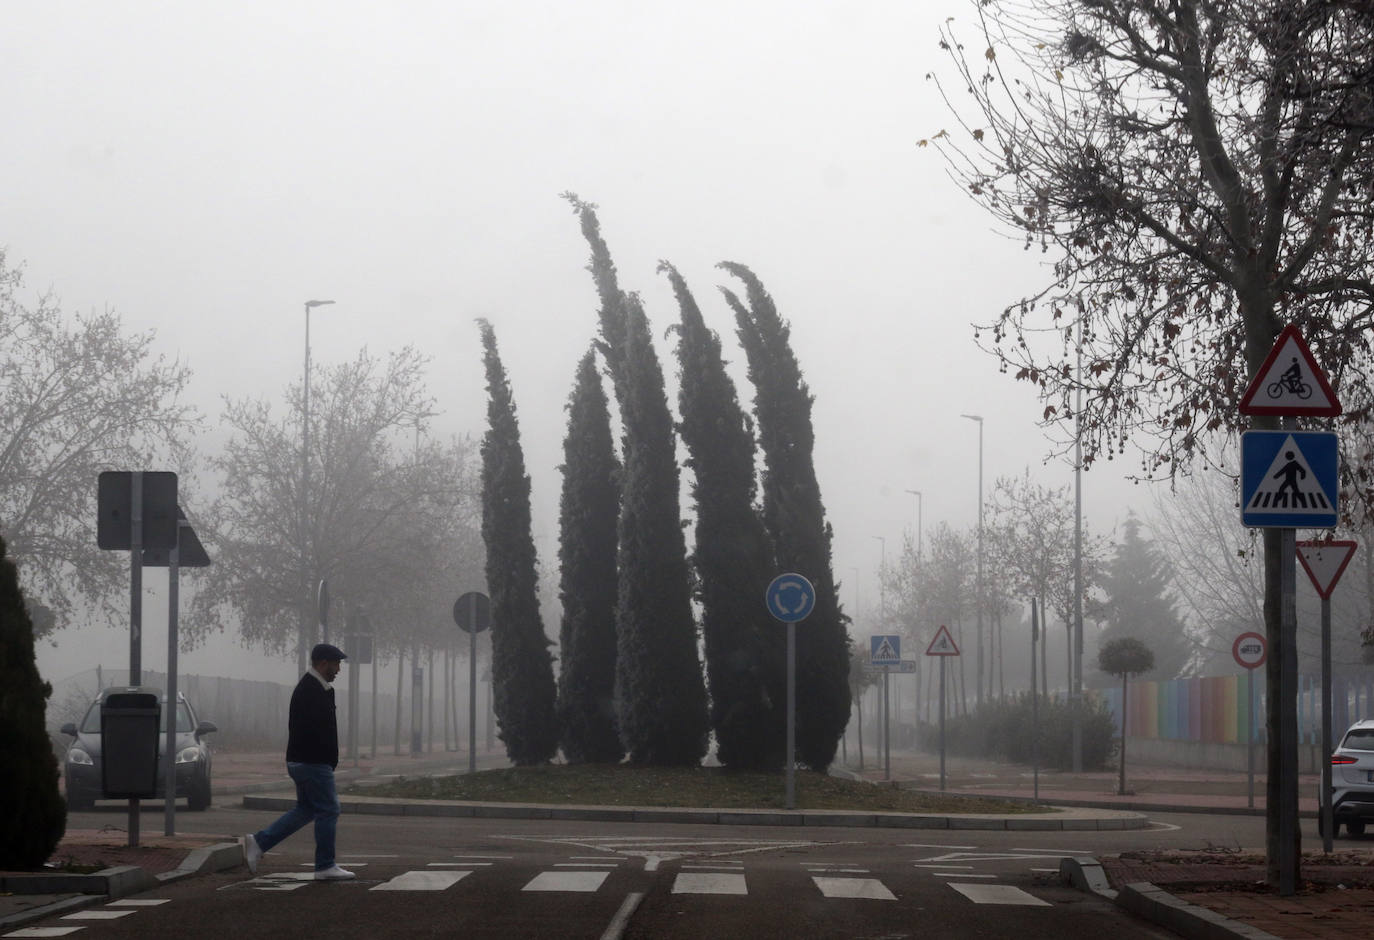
[
  {"x1": 305, "y1": 299, "x2": 336, "y2": 309},
  {"x1": 905, "y1": 489, "x2": 921, "y2": 498},
  {"x1": 960, "y1": 413, "x2": 983, "y2": 423}
]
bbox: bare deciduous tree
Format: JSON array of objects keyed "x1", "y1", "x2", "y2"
[{"x1": 0, "y1": 250, "x2": 197, "y2": 638}]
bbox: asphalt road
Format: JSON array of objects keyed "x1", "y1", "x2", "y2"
[{"x1": 23, "y1": 806, "x2": 1250, "y2": 938}]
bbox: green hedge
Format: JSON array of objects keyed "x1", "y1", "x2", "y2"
[{"x1": 925, "y1": 694, "x2": 1117, "y2": 771}]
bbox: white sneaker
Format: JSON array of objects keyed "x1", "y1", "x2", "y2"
[
  {"x1": 315, "y1": 865, "x2": 355, "y2": 881},
  {"x1": 242, "y1": 834, "x2": 262, "y2": 875}
]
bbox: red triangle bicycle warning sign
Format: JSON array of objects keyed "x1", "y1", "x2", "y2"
[
  {"x1": 925, "y1": 624, "x2": 960, "y2": 656},
  {"x1": 1296, "y1": 539, "x2": 1357, "y2": 599},
  {"x1": 1238, "y1": 324, "x2": 1341, "y2": 416}
]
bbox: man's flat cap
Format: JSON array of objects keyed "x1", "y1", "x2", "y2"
[{"x1": 311, "y1": 643, "x2": 348, "y2": 662}]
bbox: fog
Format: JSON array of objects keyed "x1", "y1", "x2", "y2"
[{"x1": 7, "y1": 4, "x2": 1154, "y2": 693}]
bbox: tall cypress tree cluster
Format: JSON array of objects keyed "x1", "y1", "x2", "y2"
[
  {"x1": 555, "y1": 349, "x2": 623, "y2": 763},
  {"x1": 0, "y1": 534, "x2": 66, "y2": 869},
  {"x1": 477, "y1": 320, "x2": 559, "y2": 765},
  {"x1": 663, "y1": 262, "x2": 787, "y2": 770},
  {"x1": 719, "y1": 262, "x2": 851, "y2": 772},
  {"x1": 565, "y1": 196, "x2": 709, "y2": 765}
]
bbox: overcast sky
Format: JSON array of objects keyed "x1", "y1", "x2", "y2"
[{"x1": 7, "y1": 3, "x2": 1154, "y2": 686}]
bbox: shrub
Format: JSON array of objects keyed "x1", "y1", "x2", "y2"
[{"x1": 924, "y1": 693, "x2": 1117, "y2": 771}]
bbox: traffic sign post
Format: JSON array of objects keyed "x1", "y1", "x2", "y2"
[
  {"x1": 869, "y1": 635, "x2": 901, "y2": 781},
  {"x1": 1238, "y1": 324, "x2": 1342, "y2": 897},
  {"x1": 924, "y1": 625, "x2": 960, "y2": 792},
  {"x1": 454, "y1": 591, "x2": 492, "y2": 774},
  {"x1": 1296, "y1": 540, "x2": 1358, "y2": 854},
  {"x1": 1232, "y1": 631, "x2": 1267, "y2": 810},
  {"x1": 766, "y1": 573, "x2": 815, "y2": 809}
]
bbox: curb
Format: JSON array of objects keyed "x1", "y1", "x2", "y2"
[
  {"x1": 0, "y1": 842, "x2": 242, "y2": 931},
  {"x1": 243, "y1": 794, "x2": 1151, "y2": 831},
  {"x1": 1059, "y1": 858, "x2": 1282, "y2": 940}
]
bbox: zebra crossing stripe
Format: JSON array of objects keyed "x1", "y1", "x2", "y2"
[
  {"x1": 672, "y1": 872, "x2": 748, "y2": 895},
  {"x1": 60, "y1": 911, "x2": 135, "y2": 920},
  {"x1": 523, "y1": 870, "x2": 610, "y2": 892},
  {"x1": 812, "y1": 877, "x2": 896, "y2": 900},
  {"x1": 372, "y1": 870, "x2": 472, "y2": 891},
  {"x1": 948, "y1": 883, "x2": 1050, "y2": 906},
  {"x1": 2, "y1": 928, "x2": 86, "y2": 937}
]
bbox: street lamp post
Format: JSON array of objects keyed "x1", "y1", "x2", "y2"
[
  {"x1": 904, "y1": 489, "x2": 922, "y2": 560},
  {"x1": 960, "y1": 414, "x2": 984, "y2": 708},
  {"x1": 302, "y1": 299, "x2": 335, "y2": 673},
  {"x1": 873, "y1": 535, "x2": 888, "y2": 780}
]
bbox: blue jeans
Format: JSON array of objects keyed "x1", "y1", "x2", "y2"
[{"x1": 252, "y1": 762, "x2": 340, "y2": 871}]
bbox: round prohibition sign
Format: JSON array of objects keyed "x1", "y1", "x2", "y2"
[{"x1": 1232, "y1": 631, "x2": 1267, "y2": 670}]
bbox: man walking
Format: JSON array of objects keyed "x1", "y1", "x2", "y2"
[{"x1": 243, "y1": 643, "x2": 354, "y2": 880}]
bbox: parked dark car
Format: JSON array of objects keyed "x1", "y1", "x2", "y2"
[{"x1": 60, "y1": 690, "x2": 217, "y2": 811}]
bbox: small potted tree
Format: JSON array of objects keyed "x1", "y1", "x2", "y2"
[{"x1": 1097, "y1": 637, "x2": 1155, "y2": 796}]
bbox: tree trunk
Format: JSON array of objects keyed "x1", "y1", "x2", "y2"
[
  {"x1": 1119, "y1": 674, "x2": 1128, "y2": 796},
  {"x1": 855, "y1": 693, "x2": 865, "y2": 770},
  {"x1": 393, "y1": 650, "x2": 404, "y2": 756}
]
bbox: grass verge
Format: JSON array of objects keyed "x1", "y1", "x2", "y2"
[{"x1": 345, "y1": 764, "x2": 1050, "y2": 815}]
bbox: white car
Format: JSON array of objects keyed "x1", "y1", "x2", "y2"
[{"x1": 1322, "y1": 718, "x2": 1374, "y2": 838}]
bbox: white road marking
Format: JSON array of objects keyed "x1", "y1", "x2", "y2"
[
  {"x1": 3, "y1": 928, "x2": 86, "y2": 937},
  {"x1": 59, "y1": 912, "x2": 132, "y2": 921},
  {"x1": 672, "y1": 872, "x2": 748, "y2": 895},
  {"x1": 903, "y1": 843, "x2": 975, "y2": 850},
  {"x1": 599, "y1": 892, "x2": 644, "y2": 940},
  {"x1": 555, "y1": 862, "x2": 620, "y2": 867},
  {"x1": 812, "y1": 877, "x2": 896, "y2": 900},
  {"x1": 1149, "y1": 821, "x2": 1183, "y2": 832},
  {"x1": 427, "y1": 861, "x2": 491, "y2": 867},
  {"x1": 949, "y1": 883, "x2": 1050, "y2": 906},
  {"x1": 106, "y1": 899, "x2": 170, "y2": 906},
  {"x1": 914, "y1": 864, "x2": 973, "y2": 869},
  {"x1": 933, "y1": 872, "x2": 995, "y2": 878},
  {"x1": 523, "y1": 870, "x2": 611, "y2": 892},
  {"x1": 372, "y1": 870, "x2": 471, "y2": 891},
  {"x1": 1013, "y1": 847, "x2": 1085, "y2": 854}
]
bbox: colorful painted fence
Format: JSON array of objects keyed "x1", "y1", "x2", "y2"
[{"x1": 1097, "y1": 673, "x2": 1374, "y2": 746}]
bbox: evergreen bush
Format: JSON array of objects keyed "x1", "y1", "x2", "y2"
[{"x1": 0, "y1": 534, "x2": 67, "y2": 868}]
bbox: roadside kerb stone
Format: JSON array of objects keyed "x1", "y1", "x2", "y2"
[
  {"x1": 245, "y1": 794, "x2": 1148, "y2": 831},
  {"x1": 1116, "y1": 882, "x2": 1282, "y2": 940}
]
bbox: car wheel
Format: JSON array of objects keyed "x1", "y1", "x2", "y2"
[
  {"x1": 187, "y1": 775, "x2": 212, "y2": 811},
  {"x1": 1347, "y1": 820, "x2": 1366, "y2": 837}
]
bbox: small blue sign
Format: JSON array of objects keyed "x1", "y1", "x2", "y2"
[
  {"x1": 1240, "y1": 430, "x2": 1338, "y2": 528},
  {"x1": 870, "y1": 634, "x2": 901, "y2": 666},
  {"x1": 766, "y1": 573, "x2": 816, "y2": 623}
]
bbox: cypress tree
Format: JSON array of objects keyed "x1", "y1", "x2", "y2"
[
  {"x1": 719, "y1": 262, "x2": 851, "y2": 772},
  {"x1": 555, "y1": 349, "x2": 623, "y2": 763},
  {"x1": 0, "y1": 534, "x2": 66, "y2": 868},
  {"x1": 663, "y1": 262, "x2": 786, "y2": 770},
  {"x1": 477, "y1": 320, "x2": 559, "y2": 765},
  {"x1": 564, "y1": 195, "x2": 709, "y2": 765}
]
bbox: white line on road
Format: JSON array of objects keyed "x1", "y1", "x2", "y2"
[
  {"x1": 949, "y1": 883, "x2": 1050, "y2": 906},
  {"x1": 902, "y1": 843, "x2": 976, "y2": 850},
  {"x1": 524, "y1": 870, "x2": 611, "y2": 892},
  {"x1": 599, "y1": 892, "x2": 644, "y2": 940},
  {"x1": 913, "y1": 864, "x2": 973, "y2": 869},
  {"x1": 427, "y1": 861, "x2": 492, "y2": 867},
  {"x1": 106, "y1": 899, "x2": 170, "y2": 906},
  {"x1": 373, "y1": 871, "x2": 472, "y2": 891},
  {"x1": 932, "y1": 872, "x2": 996, "y2": 879},
  {"x1": 61, "y1": 911, "x2": 134, "y2": 920},
  {"x1": 673, "y1": 872, "x2": 748, "y2": 895},
  {"x1": 812, "y1": 877, "x2": 897, "y2": 900}
]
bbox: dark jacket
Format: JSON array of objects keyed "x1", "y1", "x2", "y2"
[{"x1": 285, "y1": 672, "x2": 338, "y2": 768}]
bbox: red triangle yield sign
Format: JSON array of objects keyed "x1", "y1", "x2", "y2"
[
  {"x1": 1295, "y1": 539, "x2": 1358, "y2": 599},
  {"x1": 925, "y1": 624, "x2": 960, "y2": 656},
  {"x1": 1239, "y1": 324, "x2": 1341, "y2": 416}
]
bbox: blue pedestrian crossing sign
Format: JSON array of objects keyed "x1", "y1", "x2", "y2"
[
  {"x1": 765, "y1": 573, "x2": 816, "y2": 623},
  {"x1": 1240, "y1": 431, "x2": 1338, "y2": 529},
  {"x1": 870, "y1": 634, "x2": 900, "y2": 666}
]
